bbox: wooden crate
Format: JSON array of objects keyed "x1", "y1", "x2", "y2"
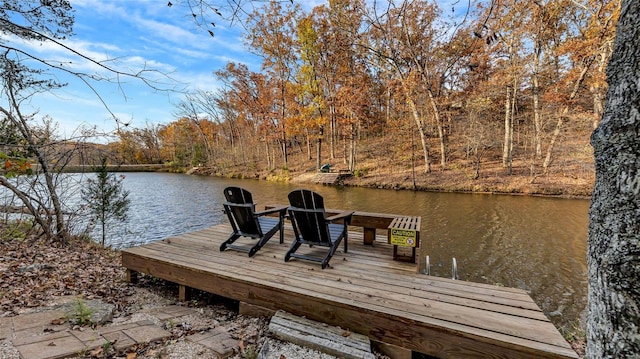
[{"x1": 387, "y1": 216, "x2": 421, "y2": 263}]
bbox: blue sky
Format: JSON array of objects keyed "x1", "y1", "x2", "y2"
[{"x1": 20, "y1": 0, "x2": 274, "y2": 139}]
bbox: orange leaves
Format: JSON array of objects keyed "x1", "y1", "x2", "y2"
[{"x1": 0, "y1": 153, "x2": 33, "y2": 177}]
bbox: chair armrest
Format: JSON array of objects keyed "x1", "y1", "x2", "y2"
[
  {"x1": 327, "y1": 210, "x2": 354, "y2": 224},
  {"x1": 255, "y1": 205, "x2": 288, "y2": 217}
]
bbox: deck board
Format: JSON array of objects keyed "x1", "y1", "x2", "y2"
[
  {"x1": 129, "y1": 242, "x2": 561, "y2": 345},
  {"x1": 121, "y1": 224, "x2": 578, "y2": 359},
  {"x1": 164, "y1": 234, "x2": 545, "y2": 318}
]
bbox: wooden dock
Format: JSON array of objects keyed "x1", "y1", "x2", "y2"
[
  {"x1": 121, "y1": 223, "x2": 578, "y2": 359},
  {"x1": 313, "y1": 171, "x2": 352, "y2": 184}
]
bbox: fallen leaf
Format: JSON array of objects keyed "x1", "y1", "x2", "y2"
[
  {"x1": 89, "y1": 347, "x2": 103, "y2": 357},
  {"x1": 48, "y1": 342, "x2": 56, "y2": 346},
  {"x1": 51, "y1": 318, "x2": 66, "y2": 325},
  {"x1": 342, "y1": 330, "x2": 351, "y2": 337},
  {"x1": 126, "y1": 352, "x2": 137, "y2": 359}
]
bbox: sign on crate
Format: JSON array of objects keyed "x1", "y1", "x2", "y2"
[{"x1": 389, "y1": 228, "x2": 418, "y2": 247}]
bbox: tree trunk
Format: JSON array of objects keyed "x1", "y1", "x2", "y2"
[
  {"x1": 342, "y1": 134, "x2": 347, "y2": 165},
  {"x1": 316, "y1": 126, "x2": 323, "y2": 170},
  {"x1": 399, "y1": 78, "x2": 431, "y2": 173},
  {"x1": 1, "y1": 82, "x2": 67, "y2": 242},
  {"x1": 532, "y1": 43, "x2": 542, "y2": 158},
  {"x1": 306, "y1": 129, "x2": 312, "y2": 160},
  {"x1": 0, "y1": 177, "x2": 53, "y2": 239},
  {"x1": 588, "y1": 1, "x2": 640, "y2": 357},
  {"x1": 329, "y1": 103, "x2": 336, "y2": 160},
  {"x1": 349, "y1": 123, "x2": 356, "y2": 171},
  {"x1": 543, "y1": 65, "x2": 590, "y2": 173},
  {"x1": 265, "y1": 141, "x2": 271, "y2": 170},
  {"x1": 591, "y1": 49, "x2": 608, "y2": 130},
  {"x1": 502, "y1": 86, "x2": 513, "y2": 174},
  {"x1": 427, "y1": 89, "x2": 446, "y2": 169},
  {"x1": 279, "y1": 84, "x2": 288, "y2": 168},
  {"x1": 592, "y1": 88, "x2": 604, "y2": 129}
]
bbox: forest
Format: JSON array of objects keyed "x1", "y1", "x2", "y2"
[{"x1": 61, "y1": 0, "x2": 622, "y2": 195}]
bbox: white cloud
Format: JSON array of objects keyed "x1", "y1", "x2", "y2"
[
  {"x1": 70, "y1": 0, "x2": 126, "y2": 15},
  {"x1": 133, "y1": 15, "x2": 204, "y2": 47}
]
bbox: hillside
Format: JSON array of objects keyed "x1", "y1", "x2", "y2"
[{"x1": 196, "y1": 136, "x2": 595, "y2": 198}]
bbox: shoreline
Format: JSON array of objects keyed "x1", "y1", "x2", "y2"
[
  {"x1": 187, "y1": 165, "x2": 594, "y2": 200},
  {"x1": 51, "y1": 158, "x2": 594, "y2": 200}
]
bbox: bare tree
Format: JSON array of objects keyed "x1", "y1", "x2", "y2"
[
  {"x1": 0, "y1": 0, "x2": 249, "y2": 242},
  {"x1": 0, "y1": 52, "x2": 72, "y2": 241}
]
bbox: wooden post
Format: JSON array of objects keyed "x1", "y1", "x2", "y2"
[
  {"x1": 126, "y1": 269, "x2": 138, "y2": 284},
  {"x1": 179, "y1": 285, "x2": 191, "y2": 302},
  {"x1": 363, "y1": 227, "x2": 375, "y2": 245}
]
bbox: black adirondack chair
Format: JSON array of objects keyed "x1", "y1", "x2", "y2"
[
  {"x1": 220, "y1": 187, "x2": 287, "y2": 257},
  {"x1": 285, "y1": 189, "x2": 353, "y2": 269}
]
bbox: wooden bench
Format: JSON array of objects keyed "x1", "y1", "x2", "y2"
[
  {"x1": 266, "y1": 205, "x2": 420, "y2": 267},
  {"x1": 267, "y1": 205, "x2": 405, "y2": 246}
]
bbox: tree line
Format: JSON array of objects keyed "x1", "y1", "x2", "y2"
[{"x1": 108, "y1": 0, "x2": 618, "y2": 180}]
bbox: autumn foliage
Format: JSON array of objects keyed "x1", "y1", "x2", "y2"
[{"x1": 107, "y1": 0, "x2": 618, "y2": 188}]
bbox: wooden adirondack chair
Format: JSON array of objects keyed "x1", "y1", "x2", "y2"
[
  {"x1": 285, "y1": 189, "x2": 353, "y2": 269},
  {"x1": 220, "y1": 186, "x2": 287, "y2": 257}
]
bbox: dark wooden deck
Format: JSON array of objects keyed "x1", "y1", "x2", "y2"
[{"x1": 121, "y1": 223, "x2": 578, "y2": 359}]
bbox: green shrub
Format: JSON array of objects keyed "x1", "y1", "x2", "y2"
[
  {"x1": 354, "y1": 167, "x2": 370, "y2": 177},
  {"x1": 67, "y1": 299, "x2": 95, "y2": 326}
]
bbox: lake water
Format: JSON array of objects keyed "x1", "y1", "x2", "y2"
[{"x1": 10, "y1": 172, "x2": 587, "y2": 330}]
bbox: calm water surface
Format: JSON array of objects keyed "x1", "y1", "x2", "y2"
[{"x1": 116, "y1": 172, "x2": 588, "y2": 330}]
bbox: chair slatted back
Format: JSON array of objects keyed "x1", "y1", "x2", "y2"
[
  {"x1": 288, "y1": 189, "x2": 330, "y2": 245},
  {"x1": 223, "y1": 187, "x2": 261, "y2": 237}
]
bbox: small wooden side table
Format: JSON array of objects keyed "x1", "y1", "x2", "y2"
[{"x1": 387, "y1": 216, "x2": 421, "y2": 263}]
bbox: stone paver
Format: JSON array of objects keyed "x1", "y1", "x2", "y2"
[
  {"x1": 70, "y1": 329, "x2": 109, "y2": 351},
  {"x1": 4, "y1": 304, "x2": 235, "y2": 359},
  {"x1": 7, "y1": 312, "x2": 171, "y2": 359},
  {"x1": 95, "y1": 320, "x2": 167, "y2": 352},
  {"x1": 122, "y1": 325, "x2": 170, "y2": 343},
  {"x1": 12, "y1": 331, "x2": 70, "y2": 347},
  {"x1": 0, "y1": 317, "x2": 13, "y2": 340},
  {"x1": 99, "y1": 321, "x2": 145, "y2": 335},
  {"x1": 101, "y1": 330, "x2": 137, "y2": 352},
  {"x1": 187, "y1": 327, "x2": 238, "y2": 359},
  {"x1": 141, "y1": 305, "x2": 198, "y2": 320},
  {"x1": 15, "y1": 332, "x2": 85, "y2": 359},
  {"x1": 11, "y1": 310, "x2": 66, "y2": 332}
]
